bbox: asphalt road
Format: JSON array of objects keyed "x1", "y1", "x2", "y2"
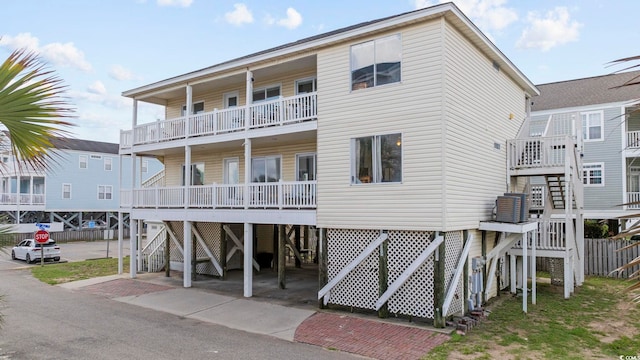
[{"x1": 0, "y1": 242, "x2": 358, "y2": 360}]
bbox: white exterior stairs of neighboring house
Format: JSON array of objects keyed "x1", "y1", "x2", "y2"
[{"x1": 506, "y1": 111, "x2": 585, "y2": 299}]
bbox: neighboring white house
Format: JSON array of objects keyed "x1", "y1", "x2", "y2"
[
  {"x1": 0, "y1": 134, "x2": 163, "y2": 231},
  {"x1": 119, "y1": 3, "x2": 581, "y2": 325},
  {"x1": 530, "y1": 70, "x2": 640, "y2": 228}
]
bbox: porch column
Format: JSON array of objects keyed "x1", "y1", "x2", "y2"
[
  {"x1": 244, "y1": 222, "x2": 253, "y2": 297},
  {"x1": 185, "y1": 85, "x2": 192, "y2": 135},
  {"x1": 117, "y1": 211, "x2": 123, "y2": 274},
  {"x1": 245, "y1": 70, "x2": 253, "y2": 131},
  {"x1": 244, "y1": 138, "x2": 251, "y2": 209},
  {"x1": 184, "y1": 220, "x2": 192, "y2": 288},
  {"x1": 137, "y1": 219, "x2": 143, "y2": 272},
  {"x1": 184, "y1": 145, "x2": 191, "y2": 208},
  {"x1": 129, "y1": 214, "x2": 137, "y2": 279}
]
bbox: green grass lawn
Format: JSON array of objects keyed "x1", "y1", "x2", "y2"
[
  {"x1": 31, "y1": 256, "x2": 130, "y2": 285},
  {"x1": 424, "y1": 276, "x2": 640, "y2": 360}
]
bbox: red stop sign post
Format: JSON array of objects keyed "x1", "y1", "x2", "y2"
[{"x1": 35, "y1": 230, "x2": 50, "y2": 267}]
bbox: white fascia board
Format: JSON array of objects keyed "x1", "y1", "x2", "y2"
[
  {"x1": 533, "y1": 99, "x2": 640, "y2": 116},
  {"x1": 124, "y1": 3, "x2": 536, "y2": 99}
]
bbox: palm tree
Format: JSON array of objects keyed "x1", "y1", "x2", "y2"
[
  {"x1": 0, "y1": 48, "x2": 75, "y2": 328},
  {"x1": 0, "y1": 48, "x2": 75, "y2": 172},
  {"x1": 607, "y1": 55, "x2": 640, "y2": 303}
]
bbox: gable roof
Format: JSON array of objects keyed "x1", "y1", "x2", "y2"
[
  {"x1": 123, "y1": 2, "x2": 537, "y2": 99},
  {"x1": 532, "y1": 70, "x2": 640, "y2": 112},
  {"x1": 51, "y1": 137, "x2": 119, "y2": 154}
]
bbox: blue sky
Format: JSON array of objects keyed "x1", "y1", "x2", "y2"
[{"x1": 2, "y1": 0, "x2": 639, "y2": 143}]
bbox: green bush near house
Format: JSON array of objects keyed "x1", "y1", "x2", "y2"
[{"x1": 584, "y1": 219, "x2": 609, "y2": 238}]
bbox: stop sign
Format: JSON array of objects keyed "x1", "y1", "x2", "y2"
[{"x1": 35, "y1": 229, "x2": 50, "y2": 244}]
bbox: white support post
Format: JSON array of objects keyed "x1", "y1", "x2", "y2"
[
  {"x1": 137, "y1": 219, "x2": 143, "y2": 272},
  {"x1": 531, "y1": 229, "x2": 536, "y2": 305},
  {"x1": 183, "y1": 220, "x2": 192, "y2": 288},
  {"x1": 185, "y1": 145, "x2": 191, "y2": 208},
  {"x1": 522, "y1": 232, "x2": 528, "y2": 313},
  {"x1": 510, "y1": 254, "x2": 516, "y2": 293},
  {"x1": 117, "y1": 211, "x2": 123, "y2": 275},
  {"x1": 244, "y1": 138, "x2": 251, "y2": 209},
  {"x1": 244, "y1": 222, "x2": 253, "y2": 297},
  {"x1": 246, "y1": 71, "x2": 253, "y2": 130},
  {"x1": 185, "y1": 85, "x2": 192, "y2": 135},
  {"x1": 129, "y1": 214, "x2": 137, "y2": 279}
]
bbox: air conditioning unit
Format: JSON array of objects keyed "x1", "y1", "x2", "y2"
[
  {"x1": 496, "y1": 195, "x2": 522, "y2": 223},
  {"x1": 504, "y1": 193, "x2": 529, "y2": 222}
]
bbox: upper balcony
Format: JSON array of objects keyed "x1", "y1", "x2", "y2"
[
  {"x1": 507, "y1": 135, "x2": 578, "y2": 176},
  {"x1": 120, "y1": 93, "x2": 317, "y2": 151}
]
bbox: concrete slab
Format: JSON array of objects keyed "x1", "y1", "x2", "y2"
[
  {"x1": 114, "y1": 288, "x2": 236, "y2": 317},
  {"x1": 57, "y1": 274, "x2": 126, "y2": 289},
  {"x1": 190, "y1": 298, "x2": 315, "y2": 341}
]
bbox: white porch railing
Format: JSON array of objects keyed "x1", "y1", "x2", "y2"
[
  {"x1": 123, "y1": 92, "x2": 317, "y2": 148},
  {"x1": 627, "y1": 131, "x2": 640, "y2": 149},
  {"x1": 0, "y1": 193, "x2": 45, "y2": 205},
  {"x1": 513, "y1": 219, "x2": 567, "y2": 251},
  {"x1": 141, "y1": 225, "x2": 167, "y2": 272},
  {"x1": 508, "y1": 135, "x2": 573, "y2": 170},
  {"x1": 627, "y1": 192, "x2": 640, "y2": 209},
  {"x1": 127, "y1": 180, "x2": 316, "y2": 209}
]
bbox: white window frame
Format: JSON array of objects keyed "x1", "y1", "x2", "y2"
[
  {"x1": 62, "y1": 183, "x2": 71, "y2": 199},
  {"x1": 104, "y1": 157, "x2": 112, "y2": 171},
  {"x1": 223, "y1": 157, "x2": 240, "y2": 184},
  {"x1": 351, "y1": 133, "x2": 403, "y2": 184},
  {"x1": 97, "y1": 185, "x2": 113, "y2": 200},
  {"x1": 79, "y1": 155, "x2": 88, "y2": 169},
  {"x1": 581, "y1": 111, "x2": 604, "y2": 142},
  {"x1": 350, "y1": 34, "x2": 402, "y2": 91},
  {"x1": 583, "y1": 162, "x2": 604, "y2": 186},
  {"x1": 295, "y1": 153, "x2": 316, "y2": 181},
  {"x1": 223, "y1": 91, "x2": 239, "y2": 108},
  {"x1": 181, "y1": 101, "x2": 205, "y2": 116},
  {"x1": 181, "y1": 162, "x2": 205, "y2": 186},
  {"x1": 295, "y1": 77, "x2": 317, "y2": 95},
  {"x1": 141, "y1": 160, "x2": 148, "y2": 173},
  {"x1": 251, "y1": 155, "x2": 282, "y2": 183},
  {"x1": 252, "y1": 84, "x2": 281, "y2": 103}
]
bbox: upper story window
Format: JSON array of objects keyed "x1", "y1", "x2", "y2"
[
  {"x1": 98, "y1": 185, "x2": 113, "y2": 200},
  {"x1": 62, "y1": 183, "x2": 71, "y2": 199},
  {"x1": 79, "y1": 155, "x2": 88, "y2": 169},
  {"x1": 104, "y1": 157, "x2": 112, "y2": 171},
  {"x1": 253, "y1": 86, "x2": 280, "y2": 102},
  {"x1": 181, "y1": 101, "x2": 204, "y2": 116},
  {"x1": 352, "y1": 133, "x2": 402, "y2": 184},
  {"x1": 351, "y1": 34, "x2": 402, "y2": 91},
  {"x1": 141, "y1": 160, "x2": 148, "y2": 173},
  {"x1": 296, "y1": 78, "x2": 317, "y2": 94},
  {"x1": 581, "y1": 111, "x2": 603, "y2": 141},
  {"x1": 181, "y1": 163, "x2": 204, "y2": 186},
  {"x1": 251, "y1": 156, "x2": 281, "y2": 182},
  {"x1": 583, "y1": 163, "x2": 604, "y2": 186}
]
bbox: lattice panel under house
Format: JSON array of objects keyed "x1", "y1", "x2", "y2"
[
  {"x1": 193, "y1": 222, "x2": 223, "y2": 276},
  {"x1": 387, "y1": 230, "x2": 435, "y2": 319},
  {"x1": 327, "y1": 229, "x2": 380, "y2": 310},
  {"x1": 445, "y1": 231, "x2": 464, "y2": 317}
]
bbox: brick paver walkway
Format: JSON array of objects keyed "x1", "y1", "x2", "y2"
[
  {"x1": 81, "y1": 278, "x2": 174, "y2": 298},
  {"x1": 294, "y1": 312, "x2": 450, "y2": 360}
]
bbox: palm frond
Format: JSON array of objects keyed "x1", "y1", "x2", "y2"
[{"x1": 0, "y1": 48, "x2": 75, "y2": 173}]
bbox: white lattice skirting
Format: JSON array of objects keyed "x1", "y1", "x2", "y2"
[{"x1": 326, "y1": 229, "x2": 465, "y2": 319}]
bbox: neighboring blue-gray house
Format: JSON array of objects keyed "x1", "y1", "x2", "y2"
[
  {"x1": 0, "y1": 135, "x2": 163, "y2": 230},
  {"x1": 530, "y1": 70, "x2": 640, "y2": 225}
]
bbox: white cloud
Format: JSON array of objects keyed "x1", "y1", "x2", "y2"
[
  {"x1": 87, "y1": 81, "x2": 107, "y2": 95},
  {"x1": 414, "y1": 0, "x2": 518, "y2": 33},
  {"x1": 109, "y1": 64, "x2": 138, "y2": 81},
  {"x1": 517, "y1": 7, "x2": 582, "y2": 52},
  {"x1": 157, "y1": 0, "x2": 192, "y2": 7},
  {"x1": 225, "y1": 3, "x2": 254, "y2": 26},
  {"x1": 0, "y1": 32, "x2": 92, "y2": 72},
  {"x1": 276, "y1": 8, "x2": 302, "y2": 30},
  {"x1": 69, "y1": 89, "x2": 130, "y2": 110}
]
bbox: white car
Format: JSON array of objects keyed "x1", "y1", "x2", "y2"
[{"x1": 11, "y1": 239, "x2": 61, "y2": 263}]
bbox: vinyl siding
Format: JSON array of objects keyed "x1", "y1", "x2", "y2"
[
  {"x1": 582, "y1": 106, "x2": 624, "y2": 210},
  {"x1": 442, "y1": 21, "x2": 526, "y2": 231},
  {"x1": 316, "y1": 20, "x2": 445, "y2": 231},
  {"x1": 162, "y1": 141, "x2": 317, "y2": 186}
]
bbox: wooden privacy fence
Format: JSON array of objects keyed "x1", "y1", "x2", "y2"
[
  {"x1": 0, "y1": 228, "x2": 131, "y2": 246},
  {"x1": 536, "y1": 238, "x2": 640, "y2": 278}
]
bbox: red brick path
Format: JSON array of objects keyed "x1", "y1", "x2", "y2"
[
  {"x1": 294, "y1": 312, "x2": 450, "y2": 360},
  {"x1": 81, "y1": 278, "x2": 174, "y2": 298}
]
